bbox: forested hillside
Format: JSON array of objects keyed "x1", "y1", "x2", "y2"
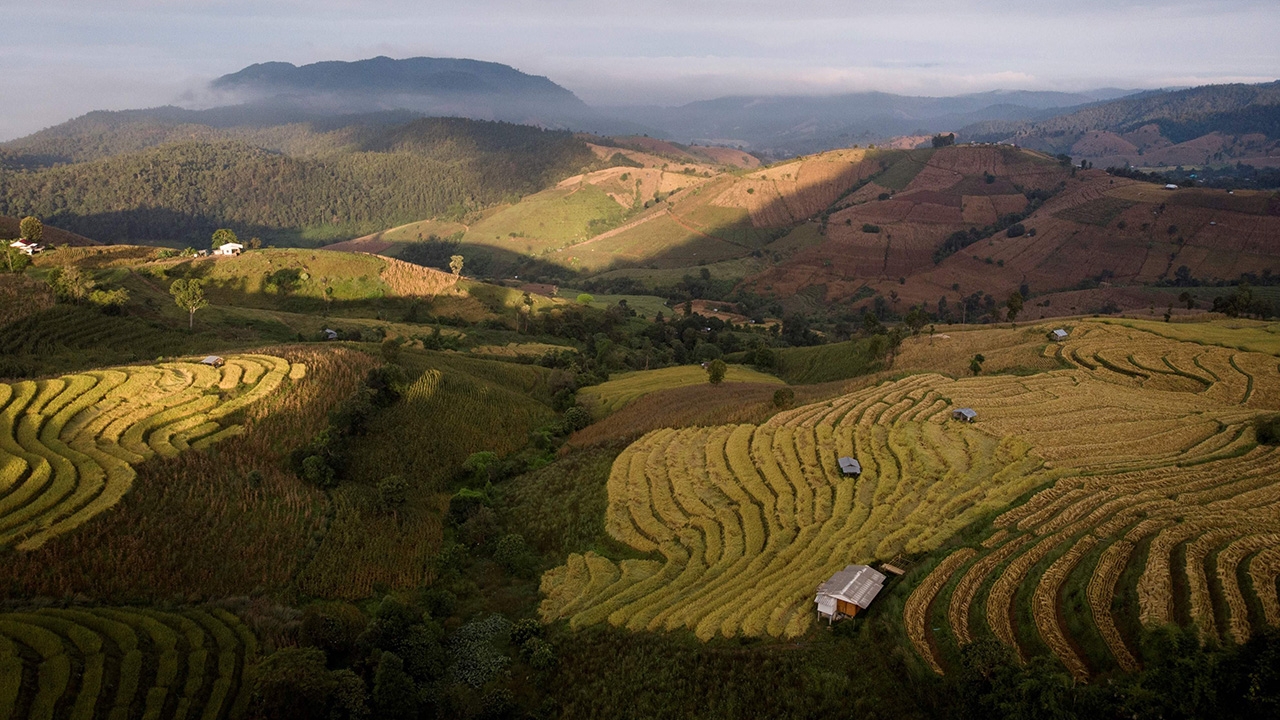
[{"x1": 0, "y1": 118, "x2": 595, "y2": 243}]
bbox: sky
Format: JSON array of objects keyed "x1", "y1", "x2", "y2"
[{"x1": 3, "y1": 0, "x2": 1278, "y2": 140}]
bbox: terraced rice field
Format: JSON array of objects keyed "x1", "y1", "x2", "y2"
[
  {"x1": 0, "y1": 605, "x2": 258, "y2": 720},
  {"x1": 578, "y1": 365, "x2": 785, "y2": 416},
  {"x1": 905, "y1": 322, "x2": 1280, "y2": 679},
  {"x1": 544, "y1": 321, "x2": 1280, "y2": 667},
  {"x1": 0, "y1": 354, "x2": 301, "y2": 550}
]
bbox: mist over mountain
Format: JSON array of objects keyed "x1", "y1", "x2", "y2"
[{"x1": 206, "y1": 56, "x2": 609, "y2": 131}]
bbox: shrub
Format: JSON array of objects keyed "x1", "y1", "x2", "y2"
[
  {"x1": 773, "y1": 387, "x2": 795, "y2": 409},
  {"x1": 378, "y1": 475, "x2": 410, "y2": 507},
  {"x1": 862, "y1": 224, "x2": 881, "y2": 234},
  {"x1": 1006, "y1": 223, "x2": 1026, "y2": 238}
]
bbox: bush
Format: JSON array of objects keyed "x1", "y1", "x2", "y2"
[
  {"x1": 1257, "y1": 416, "x2": 1280, "y2": 445},
  {"x1": 378, "y1": 475, "x2": 410, "y2": 507},
  {"x1": 861, "y1": 223, "x2": 881, "y2": 234},
  {"x1": 773, "y1": 387, "x2": 795, "y2": 409},
  {"x1": 1005, "y1": 223, "x2": 1026, "y2": 238},
  {"x1": 563, "y1": 406, "x2": 592, "y2": 432}
]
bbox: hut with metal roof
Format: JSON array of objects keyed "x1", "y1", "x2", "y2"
[
  {"x1": 838, "y1": 456, "x2": 862, "y2": 477},
  {"x1": 815, "y1": 564, "x2": 886, "y2": 623},
  {"x1": 952, "y1": 407, "x2": 977, "y2": 423},
  {"x1": 1049, "y1": 328, "x2": 1069, "y2": 341}
]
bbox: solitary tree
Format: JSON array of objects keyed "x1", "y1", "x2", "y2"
[
  {"x1": 1179, "y1": 291, "x2": 1195, "y2": 310},
  {"x1": 1006, "y1": 291, "x2": 1024, "y2": 324},
  {"x1": 170, "y1": 278, "x2": 208, "y2": 329},
  {"x1": 211, "y1": 228, "x2": 238, "y2": 251},
  {"x1": 449, "y1": 254, "x2": 464, "y2": 276},
  {"x1": 970, "y1": 353, "x2": 985, "y2": 376},
  {"x1": 707, "y1": 358, "x2": 727, "y2": 384},
  {"x1": 18, "y1": 216, "x2": 42, "y2": 243},
  {"x1": 378, "y1": 475, "x2": 410, "y2": 509}
]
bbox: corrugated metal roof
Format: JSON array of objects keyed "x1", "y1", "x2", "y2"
[
  {"x1": 953, "y1": 408, "x2": 977, "y2": 419},
  {"x1": 814, "y1": 564, "x2": 886, "y2": 611},
  {"x1": 1052, "y1": 329, "x2": 1069, "y2": 338},
  {"x1": 838, "y1": 457, "x2": 861, "y2": 474}
]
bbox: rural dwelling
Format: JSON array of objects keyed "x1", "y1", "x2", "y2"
[
  {"x1": 1050, "y1": 328, "x2": 1069, "y2": 341},
  {"x1": 952, "y1": 408, "x2": 977, "y2": 423},
  {"x1": 200, "y1": 356, "x2": 225, "y2": 367},
  {"x1": 8, "y1": 239, "x2": 42, "y2": 255},
  {"x1": 838, "y1": 456, "x2": 862, "y2": 477},
  {"x1": 323, "y1": 328, "x2": 339, "y2": 340},
  {"x1": 214, "y1": 242, "x2": 244, "y2": 256},
  {"x1": 815, "y1": 564, "x2": 886, "y2": 623}
]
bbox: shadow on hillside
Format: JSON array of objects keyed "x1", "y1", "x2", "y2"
[{"x1": 29, "y1": 208, "x2": 367, "y2": 249}]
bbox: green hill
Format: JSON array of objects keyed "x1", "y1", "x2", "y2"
[{"x1": 0, "y1": 118, "x2": 594, "y2": 244}]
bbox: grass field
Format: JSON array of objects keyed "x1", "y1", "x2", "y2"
[
  {"x1": 578, "y1": 365, "x2": 784, "y2": 416},
  {"x1": 299, "y1": 350, "x2": 558, "y2": 598},
  {"x1": 773, "y1": 337, "x2": 887, "y2": 384},
  {"x1": 463, "y1": 184, "x2": 629, "y2": 257}
]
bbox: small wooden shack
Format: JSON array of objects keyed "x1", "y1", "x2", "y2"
[
  {"x1": 838, "y1": 457, "x2": 862, "y2": 478},
  {"x1": 815, "y1": 565, "x2": 886, "y2": 623},
  {"x1": 952, "y1": 407, "x2": 977, "y2": 423},
  {"x1": 200, "y1": 356, "x2": 225, "y2": 367},
  {"x1": 1049, "y1": 328, "x2": 1069, "y2": 341}
]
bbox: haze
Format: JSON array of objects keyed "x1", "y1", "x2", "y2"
[{"x1": 5, "y1": 0, "x2": 1278, "y2": 141}]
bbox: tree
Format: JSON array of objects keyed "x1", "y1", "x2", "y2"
[
  {"x1": 378, "y1": 475, "x2": 410, "y2": 508},
  {"x1": 931, "y1": 133, "x2": 956, "y2": 148},
  {"x1": 773, "y1": 387, "x2": 795, "y2": 409},
  {"x1": 48, "y1": 265, "x2": 95, "y2": 302},
  {"x1": 370, "y1": 652, "x2": 418, "y2": 720},
  {"x1": 211, "y1": 227, "x2": 238, "y2": 250},
  {"x1": 18, "y1": 216, "x2": 42, "y2": 243},
  {"x1": 970, "y1": 353, "x2": 985, "y2": 376},
  {"x1": 170, "y1": 278, "x2": 208, "y2": 329},
  {"x1": 2, "y1": 246, "x2": 30, "y2": 273},
  {"x1": 707, "y1": 358, "x2": 727, "y2": 385},
  {"x1": 576, "y1": 293, "x2": 594, "y2": 305},
  {"x1": 1006, "y1": 291, "x2": 1024, "y2": 324},
  {"x1": 449, "y1": 254, "x2": 464, "y2": 276},
  {"x1": 1179, "y1": 291, "x2": 1196, "y2": 310}
]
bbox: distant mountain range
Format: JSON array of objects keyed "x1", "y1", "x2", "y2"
[
  {"x1": 962, "y1": 81, "x2": 1280, "y2": 168},
  {"x1": 4, "y1": 56, "x2": 1278, "y2": 168}
]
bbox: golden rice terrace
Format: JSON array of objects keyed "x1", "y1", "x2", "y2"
[{"x1": 540, "y1": 322, "x2": 1280, "y2": 678}]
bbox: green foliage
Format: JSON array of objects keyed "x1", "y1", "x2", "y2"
[
  {"x1": 577, "y1": 293, "x2": 594, "y2": 305},
  {"x1": 169, "y1": 277, "x2": 208, "y2": 328},
  {"x1": 18, "y1": 216, "x2": 42, "y2": 242},
  {"x1": 377, "y1": 475, "x2": 410, "y2": 507},
  {"x1": 87, "y1": 287, "x2": 130, "y2": 313},
  {"x1": 931, "y1": 133, "x2": 956, "y2": 148},
  {"x1": 772, "y1": 387, "x2": 795, "y2": 409},
  {"x1": 706, "y1": 358, "x2": 727, "y2": 384},
  {"x1": 1006, "y1": 292, "x2": 1023, "y2": 323},
  {"x1": 449, "y1": 254, "x2": 464, "y2": 276},
  {"x1": 370, "y1": 652, "x2": 417, "y2": 720},
  {"x1": 563, "y1": 406, "x2": 592, "y2": 432},
  {"x1": 249, "y1": 647, "x2": 363, "y2": 720},
  {"x1": 0, "y1": 118, "x2": 594, "y2": 244},
  {"x1": 211, "y1": 227, "x2": 238, "y2": 250},
  {"x1": 47, "y1": 264, "x2": 95, "y2": 302},
  {"x1": 772, "y1": 336, "x2": 887, "y2": 384},
  {"x1": 861, "y1": 223, "x2": 882, "y2": 234},
  {"x1": 1, "y1": 247, "x2": 30, "y2": 273}
]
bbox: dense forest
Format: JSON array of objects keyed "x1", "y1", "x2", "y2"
[{"x1": 0, "y1": 117, "x2": 595, "y2": 243}]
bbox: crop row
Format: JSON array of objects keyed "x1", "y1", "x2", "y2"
[
  {"x1": 0, "y1": 355, "x2": 300, "y2": 550},
  {"x1": 0, "y1": 605, "x2": 257, "y2": 720}
]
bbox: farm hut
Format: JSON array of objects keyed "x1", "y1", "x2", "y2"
[
  {"x1": 815, "y1": 565, "x2": 886, "y2": 623},
  {"x1": 214, "y1": 242, "x2": 244, "y2": 256},
  {"x1": 838, "y1": 457, "x2": 862, "y2": 477},
  {"x1": 323, "y1": 328, "x2": 339, "y2": 340},
  {"x1": 8, "y1": 239, "x2": 41, "y2": 255},
  {"x1": 952, "y1": 407, "x2": 977, "y2": 423},
  {"x1": 200, "y1": 356, "x2": 225, "y2": 367},
  {"x1": 1050, "y1": 328, "x2": 1069, "y2": 341},
  {"x1": 1164, "y1": 184, "x2": 1179, "y2": 190}
]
